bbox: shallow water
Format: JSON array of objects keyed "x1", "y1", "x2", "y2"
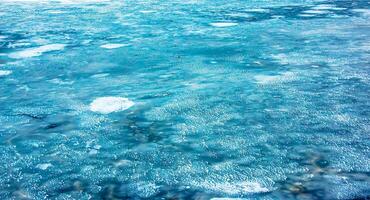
[{"x1": 0, "y1": 0, "x2": 370, "y2": 199}]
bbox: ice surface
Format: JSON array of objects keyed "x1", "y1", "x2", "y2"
[{"x1": 89, "y1": 97, "x2": 134, "y2": 114}]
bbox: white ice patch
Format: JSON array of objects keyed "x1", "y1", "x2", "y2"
[
  {"x1": 246, "y1": 8, "x2": 269, "y2": 13},
  {"x1": 303, "y1": 9, "x2": 330, "y2": 14},
  {"x1": 255, "y1": 72, "x2": 296, "y2": 85},
  {"x1": 8, "y1": 44, "x2": 66, "y2": 59},
  {"x1": 298, "y1": 14, "x2": 315, "y2": 17},
  {"x1": 100, "y1": 43, "x2": 128, "y2": 49},
  {"x1": 3, "y1": 0, "x2": 109, "y2": 3},
  {"x1": 352, "y1": 9, "x2": 370, "y2": 16},
  {"x1": 90, "y1": 97, "x2": 134, "y2": 114},
  {"x1": 139, "y1": 10, "x2": 156, "y2": 14},
  {"x1": 48, "y1": 10, "x2": 65, "y2": 14},
  {"x1": 199, "y1": 181, "x2": 269, "y2": 195},
  {"x1": 36, "y1": 163, "x2": 52, "y2": 170},
  {"x1": 0, "y1": 70, "x2": 12, "y2": 76},
  {"x1": 210, "y1": 22, "x2": 238, "y2": 27},
  {"x1": 312, "y1": 4, "x2": 346, "y2": 11}
]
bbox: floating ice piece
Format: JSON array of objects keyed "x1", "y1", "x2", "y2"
[
  {"x1": 200, "y1": 181, "x2": 269, "y2": 195},
  {"x1": 8, "y1": 44, "x2": 66, "y2": 59},
  {"x1": 3, "y1": 0, "x2": 109, "y2": 3},
  {"x1": 246, "y1": 8, "x2": 269, "y2": 12},
  {"x1": 139, "y1": 10, "x2": 156, "y2": 14},
  {"x1": 352, "y1": 9, "x2": 370, "y2": 16},
  {"x1": 114, "y1": 159, "x2": 131, "y2": 167},
  {"x1": 48, "y1": 10, "x2": 64, "y2": 14},
  {"x1": 36, "y1": 163, "x2": 52, "y2": 170},
  {"x1": 303, "y1": 9, "x2": 329, "y2": 14},
  {"x1": 255, "y1": 72, "x2": 296, "y2": 85},
  {"x1": 312, "y1": 4, "x2": 346, "y2": 11},
  {"x1": 0, "y1": 70, "x2": 12, "y2": 76},
  {"x1": 90, "y1": 97, "x2": 134, "y2": 114},
  {"x1": 100, "y1": 43, "x2": 129, "y2": 49},
  {"x1": 298, "y1": 14, "x2": 315, "y2": 17},
  {"x1": 210, "y1": 22, "x2": 238, "y2": 27}
]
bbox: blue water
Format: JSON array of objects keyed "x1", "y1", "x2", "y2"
[{"x1": 1, "y1": 0, "x2": 370, "y2": 199}]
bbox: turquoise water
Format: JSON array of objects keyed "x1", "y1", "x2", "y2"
[{"x1": 1, "y1": 0, "x2": 370, "y2": 199}]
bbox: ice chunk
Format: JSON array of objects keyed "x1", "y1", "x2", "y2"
[
  {"x1": 0, "y1": 70, "x2": 12, "y2": 76},
  {"x1": 90, "y1": 97, "x2": 134, "y2": 114},
  {"x1": 255, "y1": 72, "x2": 296, "y2": 85},
  {"x1": 36, "y1": 163, "x2": 52, "y2": 170},
  {"x1": 246, "y1": 8, "x2": 269, "y2": 12},
  {"x1": 100, "y1": 43, "x2": 129, "y2": 49},
  {"x1": 303, "y1": 9, "x2": 329, "y2": 14},
  {"x1": 8, "y1": 44, "x2": 66, "y2": 59},
  {"x1": 199, "y1": 181, "x2": 269, "y2": 195},
  {"x1": 352, "y1": 9, "x2": 370, "y2": 16},
  {"x1": 139, "y1": 10, "x2": 156, "y2": 14},
  {"x1": 210, "y1": 22, "x2": 238, "y2": 27}
]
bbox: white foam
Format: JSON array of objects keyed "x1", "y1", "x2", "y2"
[
  {"x1": 200, "y1": 181, "x2": 269, "y2": 195},
  {"x1": 255, "y1": 72, "x2": 296, "y2": 85},
  {"x1": 100, "y1": 43, "x2": 128, "y2": 49},
  {"x1": 36, "y1": 163, "x2": 52, "y2": 170},
  {"x1": 8, "y1": 44, "x2": 66, "y2": 59},
  {"x1": 0, "y1": 70, "x2": 12, "y2": 76},
  {"x1": 90, "y1": 97, "x2": 134, "y2": 114},
  {"x1": 210, "y1": 22, "x2": 238, "y2": 27}
]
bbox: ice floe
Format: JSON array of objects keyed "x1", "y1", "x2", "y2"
[
  {"x1": 3, "y1": 0, "x2": 109, "y2": 3},
  {"x1": 246, "y1": 8, "x2": 269, "y2": 13},
  {"x1": 100, "y1": 43, "x2": 129, "y2": 49},
  {"x1": 312, "y1": 4, "x2": 346, "y2": 11},
  {"x1": 199, "y1": 181, "x2": 269, "y2": 195},
  {"x1": 90, "y1": 97, "x2": 134, "y2": 114},
  {"x1": 0, "y1": 70, "x2": 12, "y2": 76},
  {"x1": 139, "y1": 10, "x2": 156, "y2": 14},
  {"x1": 36, "y1": 163, "x2": 52, "y2": 170},
  {"x1": 8, "y1": 44, "x2": 66, "y2": 59},
  {"x1": 210, "y1": 22, "x2": 238, "y2": 27},
  {"x1": 352, "y1": 9, "x2": 370, "y2": 16},
  {"x1": 303, "y1": 9, "x2": 330, "y2": 14}
]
